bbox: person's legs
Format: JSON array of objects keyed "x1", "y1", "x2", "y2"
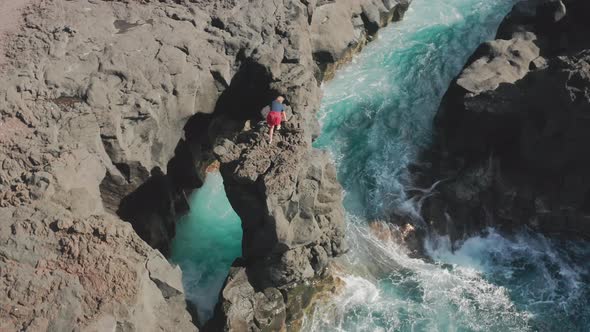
[{"x1": 269, "y1": 125, "x2": 275, "y2": 143}]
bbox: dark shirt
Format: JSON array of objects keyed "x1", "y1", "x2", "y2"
[{"x1": 271, "y1": 100, "x2": 285, "y2": 112}]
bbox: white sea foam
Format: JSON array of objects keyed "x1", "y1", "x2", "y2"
[
  {"x1": 310, "y1": 0, "x2": 590, "y2": 330},
  {"x1": 306, "y1": 219, "x2": 589, "y2": 330},
  {"x1": 305, "y1": 220, "x2": 533, "y2": 331}
]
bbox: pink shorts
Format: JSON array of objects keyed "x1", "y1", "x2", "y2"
[{"x1": 266, "y1": 111, "x2": 282, "y2": 126}]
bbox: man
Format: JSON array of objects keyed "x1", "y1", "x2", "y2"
[{"x1": 266, "y1": 96, "x2": 287, "y2": 143}]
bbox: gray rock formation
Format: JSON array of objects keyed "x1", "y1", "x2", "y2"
[
  {"x1": 0, "y1": 202, "x2": 197, "y2": 331},
  {"x1": 0, "y1": 0, "x2": 411, "y2": 330},
  {"x1": 416, "y1": 0, "x2": 590, "y2": 243}
]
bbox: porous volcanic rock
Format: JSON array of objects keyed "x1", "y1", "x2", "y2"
[{"x1": 0, "y1": 202, "x2": 196, "y2": 331}]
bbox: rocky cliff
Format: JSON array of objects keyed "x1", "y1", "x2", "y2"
[
  {"x1": 0, "y1": 0, "x2": 410, "y2": 330},
  {"x1": 416, "y1": 0, "x2": 590, "y2": 243}
]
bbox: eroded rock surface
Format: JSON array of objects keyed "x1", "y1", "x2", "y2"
[
  {"x1": 0, "y1": 0, "x2": 411, "y2": 330},
  {"x1": 0, "y1": 202, "x2": 196, "y2": 331},
  {"x1": 416, "y1": 0, "x2": 590, "y2": 242}
]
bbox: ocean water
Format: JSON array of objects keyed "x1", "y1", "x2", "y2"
[
  {"x1": 304, "y1": 224, "x2": 590, "y2": 331},
  {"x1": 313, "y1": 0, "x2": 518, "y2": 220},
  {"x1": 171, "y1": 0, "x2": 590, "y2": 330},
  {"x1": 170, "y1": 172, "x2": 242, "y2": 322},
  {"x1": 308, "y1": 0, "x2": 590, "y2": 331}
]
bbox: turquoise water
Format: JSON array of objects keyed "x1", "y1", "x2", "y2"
[
  {"x1": 308, "y1": 0, "x2": 590, "y2": 331},
  {"x1": 171, "y1": 0, "x2": 590, "y2": 330},
  {"x1": 170, "y1": 172, "x2": 242, "y2": 322},
  {"x1": 314, "y1": 0, "x2": 518, "y2": 221}
]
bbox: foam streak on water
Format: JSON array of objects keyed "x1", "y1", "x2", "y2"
[
  {"x1": 311, "y1": 0, "x2": 590, "y2": 330},
  {"x1": 304, "y1": 220, "x2": 530, "y2": 331}
]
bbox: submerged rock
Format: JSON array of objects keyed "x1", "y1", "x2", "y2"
[{"x1": 419, "y1": 0, "x2": 590, "y2": 242}]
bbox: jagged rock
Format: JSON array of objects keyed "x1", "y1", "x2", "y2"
[
  {"x1": 419, "y1": 0, "x2": 590, "y2": 242},
  {"x1": 204, "y1": 264, "x2": 286, "y2": 332},
  {"x1": 146, "y1": 253, "x2": 184, "y2": 299},
  {"x1": 0, "y1": 203, "x2": 197, "y2": 331},
  {"x1": 0, "y1": 0, "x2": 412, "y2": 330},
  {"x1": 456, "y1": 37, "x2": 540, "y2": 94}
]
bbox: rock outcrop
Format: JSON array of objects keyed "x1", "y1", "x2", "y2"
[
  {"x1": 198, "y1": 0, "x2": 412, "y2": 330},
  {"x1": 311, "y1": 0, "x2": 410, "y2": 81},
  {"x1": 416, "y1": 0, "x2": 590, "y2": 243},
  {"x1": 0, "y1": 202, "x2": 197, "y2": 331},
  {"x1": 0, "y1": 0, "x2": 411, "y2": 330}
]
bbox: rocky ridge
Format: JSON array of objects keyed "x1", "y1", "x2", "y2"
[
  {"x1": 0, "y1": 0, "x2": 411, "y2": 330},
  {"x1": 415, "y1": 0, "x2": 590, "y2": 243}
]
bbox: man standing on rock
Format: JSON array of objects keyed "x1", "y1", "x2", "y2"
[{"x1": 266, "y1": 96, "x2": 287, "y2": 144}]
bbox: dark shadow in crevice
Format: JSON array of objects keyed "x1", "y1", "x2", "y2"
[
  {"x1": 101, "y1": 56, "x2": 282, "y2": 256},
  {"x1": 211, "y1": 59, "x2": 279, "y2": 127},
  {"x1": 100, "y1": 57, "x2": 288, "y2": 331},
  {"x1": 117, "y1": 167, "x2": 176, "y2": 255},
  {"x1": 100, "y1": 112, "x2": 217, "y2": 256}
]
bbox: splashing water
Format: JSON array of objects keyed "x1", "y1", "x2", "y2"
[
  {"x1": 426, "y1": 230, "x2": 590, "y2": 330},
  {"x1": 306, "y1": 224, "x2": 590, "y2": 331},
  {"x1": 305, "y1": 224, "x2": 531, "y2": 331},
  {"x1": 309, "y1": 0, "x2": 590, "y2": 330},
  {"x1": 315, "y1": 0, "x2": 516, "y2": 220},
  {"x1": 171, "y1": 172, "x2": 242, "y2": 323}
]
